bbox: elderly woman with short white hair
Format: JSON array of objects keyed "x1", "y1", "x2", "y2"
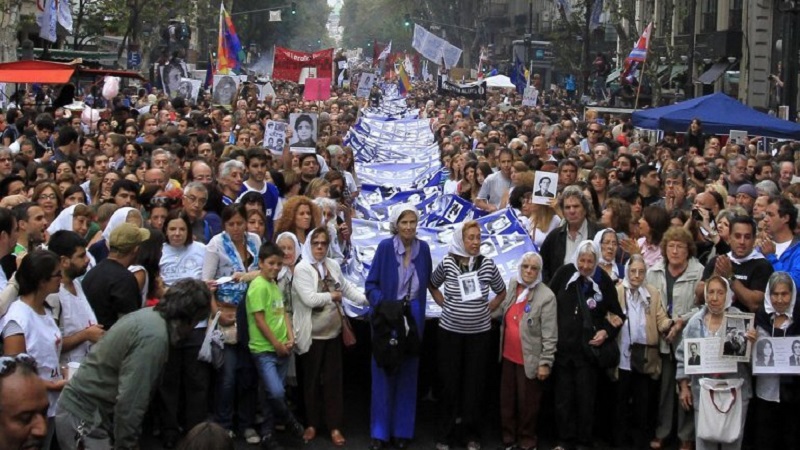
[{"x1": 492, "y1": 251, "x2": 556, "y2": 450}]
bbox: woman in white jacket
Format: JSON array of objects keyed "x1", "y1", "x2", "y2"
[{"x1": 292, "y1": 226, "x2": 366, "y2": 447}]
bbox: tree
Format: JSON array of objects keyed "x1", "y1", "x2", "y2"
[{"x1": 0, "y1": 0, "x2": 23, "y2": 63}]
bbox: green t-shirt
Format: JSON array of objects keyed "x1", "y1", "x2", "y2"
[{"x1": 246, "y1": 275, "x2": 288, "y2": 354}]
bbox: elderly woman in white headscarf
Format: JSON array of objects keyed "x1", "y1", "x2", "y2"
[
  {"x1": 429, "y1": 220, "x2": 506, "y2": 450},
  {"x1": 364, "y1": 204, "x2": 433, "y2": 450},
  {"x1": 593, "y1": 228, "x2": 624, "y2": 283},
  {"x1": 492, "y1": 251, "x2": 556, "y2": 450},
  {"x1": 753, "y1": 271, "x2": 800, "y2": 449},
  {"x1": 676, "y1": 275, "x2": 755, "y2": 450},
  {"x1": 612, "y1": 254, "x2": 673, "y2": 449},
  {"x1": 547, "y1": 240, "x2": 623, "y2": 450},
  {"x1": 292, "y1": 225, "x2": 366, "y2": 447}
]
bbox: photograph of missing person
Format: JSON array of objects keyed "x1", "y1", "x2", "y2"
[
  {"x1": 688, "y1": 342, "x2": 701, "y2": 366},
  {"x1": 755, "y1": 339, "x2": 775, "y2": 367},
  {"x1": 289, "y1": 113, "x2": 318, "y2": 154},
  {"x1": 160, "y1": 61, "x2": 188, "y2": 98},
  {"x1": 532, "y1": 170, "x2": 558, "y2": 205},
  {"x1": 457, "y1": 271, "x2": 482, "y2": 301},
  {"x1": 212, "y1": 75, "x2": 239, "y2": 106},
  {"x1": 720, "y1": 312, "x2": 754, "y2": 362}
]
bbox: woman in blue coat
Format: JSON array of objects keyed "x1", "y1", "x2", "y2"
[{"x1": 365, "y1": 204, "x2": 433, "y2": 449}]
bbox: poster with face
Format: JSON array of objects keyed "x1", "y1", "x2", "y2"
[
  {"x1": 263, "y1": 120, "x2": 287, "y2": 155},
  {"x1": 357, "y1": 73, "x2": 376, "y2": 98},
  {"x1": 532, "y1": 171, "x2": 557, "y2": 205},
  {"x1": 288, "y1": 113, "x2": 318, "y2": 154},
  {"x1": 160, "y1": 61, "x2": 189, "y2": 98},
  {"x1": 212, "y1": 74, "x2": 239, "y2": 107},
  {"x1": 720, "y1": 312, "x2": 755, "y2": 362},
  {"x1": 177, "y1": 78, "x2": 201, "y2": 104},
  {"x1": 752, "y1": 337, "x2": 800, "y2": 374}
]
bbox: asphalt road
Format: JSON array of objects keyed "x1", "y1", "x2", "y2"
[{"x1": 140, "y1": 321, "x2": 689, "y2": 450}]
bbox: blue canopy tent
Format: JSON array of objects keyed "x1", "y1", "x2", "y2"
[{"x1": 632, "y1": 93, "x2": 800, "y2": 140}]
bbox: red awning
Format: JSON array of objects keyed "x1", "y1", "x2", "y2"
[
  {"x1": 77, "y1": 67, "x2": 146, "y2": 81},
  {"x1": 0, "y1": 60, "x2": 76, "y2": 83}
]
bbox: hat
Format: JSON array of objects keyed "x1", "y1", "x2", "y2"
[
  {"x1": 736, "y1": 184, "x2": 757, "y2": 199},
  {"x1": 109, "y1": 223, "x2": 150, "y2": 250}
]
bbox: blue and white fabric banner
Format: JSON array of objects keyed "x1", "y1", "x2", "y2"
[
  {"x1": 341, "y1": 86, "x2": 538, "y2": 318},
  {"x1": 412, "y1": 24, "x2": 463, "y2": 69}
]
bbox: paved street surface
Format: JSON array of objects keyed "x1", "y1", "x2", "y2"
[{"x1": 141, "y1": 321, "x2": 687, "y2": 450}]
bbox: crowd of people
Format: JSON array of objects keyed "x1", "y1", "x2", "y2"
[{"x1": 0, "y1": 76, "x2": 799, "y2": 450}]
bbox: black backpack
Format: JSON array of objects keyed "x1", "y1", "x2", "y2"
[{"x1": 371, "y1": 298, "x2": 420, "y2": 374}]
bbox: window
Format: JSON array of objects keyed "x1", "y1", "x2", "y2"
[
  {"x1": 729, "y1": 0, "x2": 742, "y2": 31},
  {"x1": 700, "y1": 0, "x2": 718, "y2": 33},
  {"x1": 676, "y1": 0, "x2": 693, "y2": 35}
]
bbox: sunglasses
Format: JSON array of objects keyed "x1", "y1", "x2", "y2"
[{"x1": 0, "y1": 353, "x2": 37, "y2": 376}]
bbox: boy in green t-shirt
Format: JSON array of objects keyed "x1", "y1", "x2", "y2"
[{"x1": 246, "y1": 242, "x2": 305, "y2": 449}]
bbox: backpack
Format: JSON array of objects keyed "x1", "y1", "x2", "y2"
[{"x1": 371, "y1": 298, "x2": 420, "y2": 374}]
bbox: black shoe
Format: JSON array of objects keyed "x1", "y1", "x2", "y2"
[
  {"x1": 260, "y1": 434, "x2": 284, "y2": 450},
  {"x1": 393, "y1": 437, "x2": 410, "y2": 449},
  {"x1": 369, "y1": 438, "x2": 388, "y2": 450},
  {"x1": 286, "y1": 419, "x2": 304, "y2": 439}
]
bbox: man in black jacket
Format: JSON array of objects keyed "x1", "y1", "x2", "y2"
[{"x1": 540, "y1": 186, "x2": 601, "y2": 282}]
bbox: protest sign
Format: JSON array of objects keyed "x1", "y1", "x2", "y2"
[
  {"x1": 263, "y1": 120, "x2": 287, "y2": 155},
  {"x1": 752, "y1": 337, "x2": 800, "y2": 374},
  {"x1": 532, "y1": 171, "x2": 557, "y2": 205},
  {"x1": 436, "y1": 77, "x2": 486, "y2": 100},
  {"x1": 357, "y1": 73, "x2": 376, "y2": 98},
  {"x1": 720, "y1": 312, "x2": 754, "y2": 362},
  {"x1": 288, "y1": 113, "x2": 318, "y2": 154},
  {"x1": 272, "y1": 46, "x2": 334, "y2": 82},
  {"x1": 729, "y1": 130, "x2": 748, "y2": 146},
  {"x1": 212, "y1": 74, "x2": 239, "y2": 106},
  {"x1": 303, "y1": 78, "x2": 331, "y2": 101},
  {"x1": 523, "y1": 86, "x2": 539, "y2": 106},
  {"x1": 178, "y1": 78, "x2": 201, "y2": 104},
  {"x1": 684, "y1": 338, "x2": 738, "y2": 375}
]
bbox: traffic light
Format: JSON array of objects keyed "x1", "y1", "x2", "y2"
[
  {"x1": 291, "y1": 2, "x2": 297, "y2": 15},
  {"x1": 404, "y1": 14, "x2": 411, "y2": 27}
]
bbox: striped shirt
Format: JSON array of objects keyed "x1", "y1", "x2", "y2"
[{"x1": 431, "y1": 255, "x2": 505, "y2": 334}]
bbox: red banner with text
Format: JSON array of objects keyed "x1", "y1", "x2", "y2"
[{"x1": 272, "y1": 47, "x2": 334, "y2": 83}]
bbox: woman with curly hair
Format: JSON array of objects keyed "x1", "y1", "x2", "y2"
[{"x1": 274, "y1": 196, "x2": 321, "y2": 245}]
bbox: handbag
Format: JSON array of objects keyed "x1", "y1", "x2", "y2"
[
  {"x1": 697, "y1": 378, "x2": 744, "y2": 444},
  {"x1": 371, "y1": 283, "x2": 420, "y2": 374},
  {"x1": 576, "y1": 282, "x2": 620, "y2": 368},
  {"x1": 339, "y1": 306, "x2": 357, "y2": 348},
  {"x1": 198, "y1": 311, "x2": 225, "y2": 369},
  {"x1": 316, "y1": 264, "x2": 356, "y2": 348}
]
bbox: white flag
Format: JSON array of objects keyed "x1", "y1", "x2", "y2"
[
  {"x1": 269, "y1": 10, "x2": 281, "y2": 22},
  {"x1": 58, "y1": 0, "x2": 73, "y2": 33},
  {"x1": 422, "y1": 61, "x2": 431, "y2": 82},
  {"x1": 404, "y1": 55, "x2": 415, "y2": 79},
  {"x1": 377, "y1": 41, "x2": 392, "y2": 60},
  {"x1": 38, "y1": 0, "x2": 58, "y2": 43}
]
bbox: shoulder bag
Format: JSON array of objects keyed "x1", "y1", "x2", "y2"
[
  {"x1": 198, "y1": 311, "x2": 225, "y2": 369},
  {"x1": 577, "y1": 281, "x2": 620, "y2": 368},
  {"x1": 697, "y1": 377, "x2": 744, "y2": 443}
]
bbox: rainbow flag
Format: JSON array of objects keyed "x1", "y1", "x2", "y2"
[
  {"x1": 204, "y1": 51, "x2": 214, "y2": 89},
  {"x1": 397, "y1": 63, "x2": 411, "y2": 96},
  {"x1": 216, "y1": 4, "x2": 246, "y2": 74}
]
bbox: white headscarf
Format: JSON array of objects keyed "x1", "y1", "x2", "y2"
[
  {"x1": 47, "y1": 204, "x2": 80, "y2": 235},
  {"x1": 389, "y1": 204, "x2": 418, "y2": 235},
  {"x1": 276, "y1": 231, "x2": 302, "y2": 281},
  {"x1": 515, "y1": 251, "x2": 543, "y2": 304},
  {"x1": 448, "y1": 222, "x2": 479, "y2": 270},
  {"x1": 764, "y1": 271, "x2": 797, "y2": 318},
  {"x1": 622, "y1": 255, "x2": 650, "y2": 307},
  {"x1": 102, "y1": 207, "x2": 137, "y2": 242},
  {"x1": 565, "y1": 240, "x2": 603, "y2": 300},
  {"x1": 593, "y1": 228, "x2": 619, "y2": 281},
  {"x1": 300, "y1": 228, "x2": 328, "y2": 277},
  {"x1": 704, "y1": 275, "x2": 734, "y2": 311}
]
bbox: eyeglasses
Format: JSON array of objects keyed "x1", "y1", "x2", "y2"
[
  {"x1": 0, "y1": 157, "x2": 10, "y2": 163},
  {"x1": 0, "y1": 353, "x2": 37, "y2": 376},
  {"x1": 184, "y1": 195, "x2": 207, "y2": 205},
  {"x1": 311, "y1": 241, "x2": 329, "y2": 247},
  {"x1": 38, "y1": 194, "x2": 57, "y2": 201},
  {"x1": 588, "y1": 129, "x2": 602, "y2": 133},
  {"x1": 520, "y1": 264, "x2": 541, "y2": 271}
]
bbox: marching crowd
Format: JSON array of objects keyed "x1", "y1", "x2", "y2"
[{"x1": 0, "y1": 78, "x2": 799, "y2": 450}]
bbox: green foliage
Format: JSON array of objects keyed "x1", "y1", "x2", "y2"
[
  {"x1": 233, "y1": 0, "x2": 331, "y2": 51},
  {"x1": 340, "y1": 0, "x2": 413, "y2": 51}
]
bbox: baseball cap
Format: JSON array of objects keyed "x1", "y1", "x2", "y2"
[
  {"x1": 736, "y1": 184, "x2": 757, "y2": 199},
  {"x1": 109, "y1": 223, "x2": 150, "y2": 250}
]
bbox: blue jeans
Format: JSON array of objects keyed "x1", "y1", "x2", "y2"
[
  {"x1": 215, "y1": 344, "x2": 256, "y2": 432},
  {"x1": 253, "y1": 350, "x2": 292, "y2": 434}
]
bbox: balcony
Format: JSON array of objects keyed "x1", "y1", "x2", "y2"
[
  {"x1": 481, "y1": 0, "x2": 509, "y2": 18},
  {"x1": 695, "y1": 30, "x2": 743, "y2": 60}
]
